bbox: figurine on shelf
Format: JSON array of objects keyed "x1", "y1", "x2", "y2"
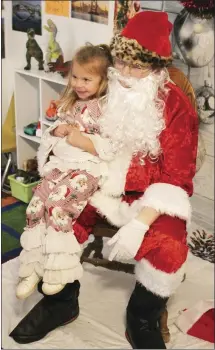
[
  {"x1": 44, "y1": 19, "x2": 63, "y2": 73},
  {"x1": 24, "y1": 28, "x2": 44, "y2": 71},
  {"x1": 45, "y1": 100, "x2": 58, "y2": 122},
  {"x1": 48, "y1": 59, "x2": 72, "y2": 78},
  {"x1": 23, "y1": 122, "x2": 38, "y2": 136}
]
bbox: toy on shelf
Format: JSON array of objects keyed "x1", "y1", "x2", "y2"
[
  {"x1": 23, "y1": 122, "x2": 38, "y2": 136},
  {"x1": 24, "y1": 28, "x2": 44, "y2": 71},
  {"x1": 45, "y1": 100, "x2": 58, "y2": 122},
  {"x1": 48, "y1": 59, "x2": 72, "y2": 78},
  {"x1": 44, "y1": 19, "x2": 63, "y2": 72},
  {"x1": 36, "y1": 121, "x2": 42, "y2": 137}
]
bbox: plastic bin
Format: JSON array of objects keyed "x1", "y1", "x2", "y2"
[{"x1": 8, "y1": 174, "x2": 40, "y2": 204}]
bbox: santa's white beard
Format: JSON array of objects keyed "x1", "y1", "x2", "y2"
[{"x1": 99, "y1": 68, "x2": 169, "y2": 159}]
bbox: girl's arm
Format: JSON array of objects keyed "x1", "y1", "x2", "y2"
[{"x1": 66, "y1": 129, "x2": 98, "y2": 156}]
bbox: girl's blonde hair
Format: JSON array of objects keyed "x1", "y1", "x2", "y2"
[{"x1": 58, "y1": 43, "x2": 113, "y2": 112}]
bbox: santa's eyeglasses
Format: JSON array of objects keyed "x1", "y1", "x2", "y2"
[{"x1": 113, "y1": 57, "x2": 149, "y2": 74}]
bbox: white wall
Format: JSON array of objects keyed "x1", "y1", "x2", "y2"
[{"x1": 2, "y1": 0, "x2": 115, "y2": 122}]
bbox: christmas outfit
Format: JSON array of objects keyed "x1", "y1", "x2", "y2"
[{"x1": 16, "y1": 99, "x2": 109, "y2": 298}]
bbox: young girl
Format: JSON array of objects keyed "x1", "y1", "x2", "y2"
[{"x1": 16, "y1": 44, "x2": 113, "y2": 299}]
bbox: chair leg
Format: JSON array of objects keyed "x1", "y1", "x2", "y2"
[
  {"x1": 159, "y1": 308, "x2": 170, "y2": 343},
  {"x1": 1, "y1": 153, "x2": 12, "y2": 192}
]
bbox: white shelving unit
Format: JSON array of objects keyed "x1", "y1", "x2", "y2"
[{"x1": 14, "y1": 68, "x2": 68, "y2": 169}]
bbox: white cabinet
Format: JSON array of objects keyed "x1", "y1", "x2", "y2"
[{"x1": 14, "y1": 68, "x2": 68, "y2": 168}]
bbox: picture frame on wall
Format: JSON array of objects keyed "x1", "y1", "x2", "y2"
[
  {"x1": 12, "y1": 0, "x2": 42, "y2": 35},
  {"x1": 71, "y1": 1, "x2": 109, "y2": 25},
  {"x1": 114, "y1": 0, "x2": 164, "y2": 34},
  {"x1": 45, "y1": 0, "x2": 70, "y2": 17}
]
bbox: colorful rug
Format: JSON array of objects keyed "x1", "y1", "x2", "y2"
[{"x1": 1, "y1": 201, "x2": 27, "y2": 263}]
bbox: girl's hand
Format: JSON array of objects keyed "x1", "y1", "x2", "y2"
[
  {"x1": 53, "y1": 124, "x2": 69, "y2": 138},
  {"x1": 66, "y1": 129, "x2": 84, "y2": 148}
]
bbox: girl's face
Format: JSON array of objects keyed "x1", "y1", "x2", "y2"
[{"x1": 70, "y1": 60, "x2": 102, "y2": 100}]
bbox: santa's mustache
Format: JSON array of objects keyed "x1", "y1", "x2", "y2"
[
  {"x1": 107, "y1": 67, "x2": 169, "y2": 92},
  {"x1": 107, "y1": 67, "x2": 142, "y2": 88}
]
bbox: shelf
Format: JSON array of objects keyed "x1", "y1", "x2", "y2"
[
  {"x1": 42, "y1": 120, "x2": 54, "y2": 127},
  {"x1": 15, "y1": 68, "x2": 68, "y2": 86},
  {"x1": 18, "y1": 130, "x2": 41, "y2": 144}
]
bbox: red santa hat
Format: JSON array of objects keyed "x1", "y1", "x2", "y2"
[
  {"x1": 110, "y1": 11, "x2": 173, "y2": 67},
  {"x1": 175, "y1": 300, "x2": 214, "y2": 343}
]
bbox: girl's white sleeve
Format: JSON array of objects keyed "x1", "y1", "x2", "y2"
[{"x1": 85, "y1": 133, "x2": 116, "y2": 161}]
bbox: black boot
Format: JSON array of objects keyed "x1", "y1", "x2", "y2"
[
  {"x1": 126, "y1": 282, "x2": 168, "y2": 349},
  {"x1": 9, "y1": 280, "x2": 80, "y2": 344}
]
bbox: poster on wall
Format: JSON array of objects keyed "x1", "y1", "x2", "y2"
[
  {"x1": 1, "y1": 17, "x2": 5, "y2": 59},
  {"x1": 114, "y1": 1, "x2": 141, "y2": 33},
  {"x1": 114, "y1": 1, "x2": 175, "y2": 34},
  {"x1": 45, "y1": 1, "x2": 70, "y2": 17},
  {"x1": 71, "y1": 1, "x2": 109, "y2": 25},
  {"x1": 12, "y1": 0, "x2": 42, "y2": 35}
]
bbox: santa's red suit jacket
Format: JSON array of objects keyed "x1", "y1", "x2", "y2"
[{"x1": 74, "y1": 82, "x2": 198, "y2": 280}]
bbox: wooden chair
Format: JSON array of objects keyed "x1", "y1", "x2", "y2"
[{"x1": 81, "y1": 66, "x2": 197, "y2": 343}]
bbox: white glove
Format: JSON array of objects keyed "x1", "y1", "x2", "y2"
[{"x1": 107, "y1": 219, "x2": 149, "y2": 261}]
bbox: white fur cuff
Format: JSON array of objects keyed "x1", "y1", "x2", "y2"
[
  {"x1": 140, "y1": 183, "x2": 191, "y2": 222},
  {"x1": 135, "y1": 258, "x2": 186, "y2": 297}
]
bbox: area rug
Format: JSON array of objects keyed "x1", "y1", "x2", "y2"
[{"x1": 1, "y1": 201, "x2": 27, "y2": 263}]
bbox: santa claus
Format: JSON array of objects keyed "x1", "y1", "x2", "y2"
[{"x1": 10, "y1": 11, "x2": 198, "y2": 349}]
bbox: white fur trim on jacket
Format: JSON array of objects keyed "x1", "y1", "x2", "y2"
[
  {"x1": 140, "y1": 183, "x2": 191, "y2": 222},
  {"x1": 135, "y1": 258, "x2": 186, "y2": 297},
  {"x1": 90, "y1": 191, "x2": 141, "y2": 227},
  {"x1": 90, "y1": 183, "x2": 191, "y2": 228},
  {"x1": 175, "y1": 299, "x2": 214, "y2": 334},
  {"x1": 100, "y1": 151, "x2": 132, "y2": 197}
]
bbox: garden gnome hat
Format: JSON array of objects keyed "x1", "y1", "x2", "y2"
[{"x1": 110, "y1": 11, "x2": 173, "y2": 67}]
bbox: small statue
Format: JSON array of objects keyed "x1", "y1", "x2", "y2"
[
  {"x1": 48, "y1": 60, "x2": 72, "y2": 78},
  {"x1": 44, "y1": 19, "x2": 63, "y2": 72},
  {"x1": 24, "y1": 28, "x2": 44, "y2": 71},
  {"x1": 45, "y1": 100, "x2": 58, "y2": 122}
]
